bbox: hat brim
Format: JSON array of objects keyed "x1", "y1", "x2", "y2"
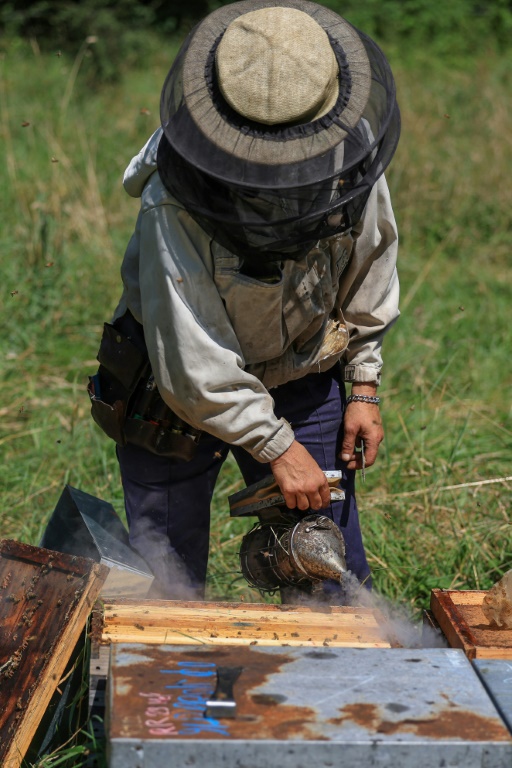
[
  {"x1": 160, "y1": 0, "x2": 375, "y2": 185},
  {"x1": 184, "y1": 0, "x2": 370, "y2": 167}
]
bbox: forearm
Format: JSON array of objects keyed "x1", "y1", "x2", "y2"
[{"x1": 351, "y1": 381, "x2": 379, "y2": 395}]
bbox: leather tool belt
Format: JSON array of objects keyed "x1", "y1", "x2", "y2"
[{"x1": 87, "y1": 312, "x2": 201, "y2": 461}]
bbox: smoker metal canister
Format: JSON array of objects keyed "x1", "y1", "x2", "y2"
[{"x1": 239, "y1": 514, "x2": 347, "y2": 591}]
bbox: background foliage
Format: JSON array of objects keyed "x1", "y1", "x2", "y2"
[{"x1": 1, "y1": 0, "x2": 512, "y2": 79}]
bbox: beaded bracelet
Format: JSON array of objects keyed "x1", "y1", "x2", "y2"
[{"x1": 346, "y1": 394, "x2": 381, "y2": 405}]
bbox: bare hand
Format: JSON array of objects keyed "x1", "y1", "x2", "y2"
[
  {"x1": 270, "y1": 440, "x2": 331, "y2": 511},
  {"x1": 340, "y1": 385, "x2": 384, "y2": 471}
]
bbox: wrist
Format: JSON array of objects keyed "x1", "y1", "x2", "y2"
[
  {"x1": 351, "y1": 382, "x2": 378, "y2": 396},
  {"x1": 346, "y1": 393, "x2": 380, "y2": 406}
]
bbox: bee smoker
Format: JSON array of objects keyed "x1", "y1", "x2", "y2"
[{"x1": 228, "y1": 472, "x2": 348, "y2": 596}]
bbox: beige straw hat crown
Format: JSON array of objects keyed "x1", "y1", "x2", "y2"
[
  {"x1": 180, "y1": 0, "x2": 371, "y2": 167},
  {"x1": 215, "y1": 7, "x2": 339, "y2": 125},
  {"x1": 157, "y1": 0, "x2": 400, "y2": 259}
]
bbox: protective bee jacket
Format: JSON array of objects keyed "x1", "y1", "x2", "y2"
[{"x1": 114, "y1": 129, "x2": 399, "y2": 462}]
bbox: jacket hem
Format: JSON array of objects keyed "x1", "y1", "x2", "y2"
[
  {"x1": 343, "y1": 364, "x2": 382, "y2": 386},
  {"x1": 252, "y1": 420, "x2": 295, "y2": 463}
]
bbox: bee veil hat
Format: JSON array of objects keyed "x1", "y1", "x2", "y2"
[{"x1": 157, "y1": 0, "x2": 400, "y2": 262}]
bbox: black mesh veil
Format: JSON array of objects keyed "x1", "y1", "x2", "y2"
[{"x1": 157, "y1": 0, "x2": 400, "y2": 263}]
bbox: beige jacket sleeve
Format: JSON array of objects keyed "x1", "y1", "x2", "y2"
[
  {"x1": 339, "y1": 174, "x2": 400, "y2": 385},
  {"x1": 137, "y1": 200, "x2": 295, "y2": 463}
]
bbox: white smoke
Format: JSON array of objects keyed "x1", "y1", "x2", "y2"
[
  {"x1": 131, "y1": 516, "x2": 204, "y2": 602},
  {"x1": 341, "y1": 571, "x2": 445, "y2": 649}
]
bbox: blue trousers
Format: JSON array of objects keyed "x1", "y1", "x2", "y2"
[{"x1": 117, "y1": 365, "x2": 370, "y2": 598}]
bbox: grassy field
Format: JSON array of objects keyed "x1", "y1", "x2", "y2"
[{"x1": 1, "y1": 36, "x2": 511, "y2": 611}]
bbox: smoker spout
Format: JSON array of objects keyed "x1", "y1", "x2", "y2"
[{"x1": 289, "y1": 515, "x2": 347, "y2": 582}]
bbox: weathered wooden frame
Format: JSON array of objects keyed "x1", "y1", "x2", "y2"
[
  {"x1": 0, "y1": 540, "x2": 108, "y2": 768},
  {"x1": 431, "y1": 589, "x2": 512, "y2": 660},
  {"x1": 101, "y1": 598, "x2": 392, "y2": 648}
]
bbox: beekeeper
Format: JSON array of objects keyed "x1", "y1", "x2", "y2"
[{"x1": 89, "y1": 0, "x2": 401, "y2": 598}]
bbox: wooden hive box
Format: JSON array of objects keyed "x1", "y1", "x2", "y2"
[
  {"x1": 0, "y1": 539, "x2": 108, "y2": 768},
  {"x1": 100, "y1": 597, "x2": 393, "y2": 649},
  {"x1": 431, "y1": 589, "x2": 512, "y2": 660}
]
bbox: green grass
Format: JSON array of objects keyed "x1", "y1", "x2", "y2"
[
  {"x1": 1, "y1": 36, "x2": 511, "y2": 606},
  {"x1": 1, "y1": 34, "x2": 512, "y2": 764}
]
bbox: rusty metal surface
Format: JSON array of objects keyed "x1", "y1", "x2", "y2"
[{"x1": 108, "y1": 644, "x2": 512, "y2": 768}]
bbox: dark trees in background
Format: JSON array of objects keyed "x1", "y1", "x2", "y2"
[{"x1": 1, "y1": 0, "x2": 511, "y2": 80}]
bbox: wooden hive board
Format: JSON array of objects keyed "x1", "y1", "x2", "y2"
[
  {"x1": 101, "y1": 597, "x2": 392, "y2": 648},
  {"x1": 0, "y1": 539, "x2": 109, "y2": 768},
  {"x1": 430, "y1": 589, "x2": 512, "y2": 660}
]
